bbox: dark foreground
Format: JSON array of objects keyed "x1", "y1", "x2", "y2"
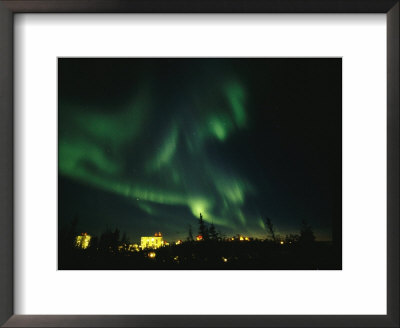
[{"x1": 59, "y1": 241, "x2": 341, "y2": 270}]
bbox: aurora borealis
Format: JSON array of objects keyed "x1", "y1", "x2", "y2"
[{"x1": 58, "y1": 58, "x2": 341, "y2": 243}]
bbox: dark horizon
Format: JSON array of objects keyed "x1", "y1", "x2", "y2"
[{"x1": 58, "y1": 58, "x2": 341, "y2": 245}]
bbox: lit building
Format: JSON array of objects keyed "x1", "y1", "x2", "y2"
[
  {"x1": 141, "y1": 233, "x2": 164, "y2": 249},
  {"x1": 196, "y1": 235, "x2": 203, "y2": 241},
  {"x1": 75, "y1": 233, "x2": 91, "y2": 249}
]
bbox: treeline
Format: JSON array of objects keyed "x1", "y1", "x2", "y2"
[
  {"x1": 58, "y1": 217, "x2": 131, "y2": 253},
  {"x1": 58, "y1": 214, "x2": 339, "y2": 270},
  {"x1": 191, "y1": 213, "x2": 316, "y2": 246},
  {"x1": 185, "y1": 213, "x2": 221, "y2": 242},
  {"x1": 59, "y1": 213, "x2": 317, "y2": 255},
  {"x1": 263, "y1": 216, "x2": 316, "y2": 246},
  {"x1": 90, "y1": 228, "x2": 131, "y2": 252}
]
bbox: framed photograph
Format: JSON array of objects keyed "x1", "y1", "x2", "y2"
[
  {"x1": 0, "y1": 1, "x2": 398, "y2": 327},
  {"x1": 57, "y1": 57, "x2": 342, "y2": 271}
]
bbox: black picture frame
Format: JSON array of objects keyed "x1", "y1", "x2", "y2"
[{"x1": 0, "y1": 1, "x2": 398, "y2": 327}]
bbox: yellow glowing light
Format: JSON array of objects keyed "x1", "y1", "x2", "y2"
[
  {"x1": 75, "y1": 234, "x2": 91, "y2": 249},
  {"x1": 280, "y1": 241, "x2": 284, "y2": 245},
  {"x1": 141, "y1": 236, "x2": 164, "y2": 249},
  {"x1": 128, "y1": 244, "x2": 139, "y2": 252},
  {"x1": 148, "y1": 252, "x2": 156, "y2": 258},
  {"x1": 245, "y1": 237, "x2": 249, "y2": 241},
  {"x1": 239, "y1": 236, "x2": 244, "y2": 241},
  {"x1": 222, "y1": 257, "x2": 228, "y2": 262},
  {"x1": 174, "y1": 256, "x2": 179, "y2": 261},
  {"x1": 175, "y1": 240, "x2": 182, "y2": 245}
]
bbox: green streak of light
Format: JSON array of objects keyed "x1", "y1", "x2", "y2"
[
  {"x1": 148, "y1": 125, "x2": 178, "y2": 172},
  {"x1": 208, "y1": 115, "x2": 233, "y2": 141},
  {"x1": 59, "y1": 139, "x2": 121, "y2": 176},
  {"x1": 137, "y1": 202, "x2": 157, "y2": 216},
  {"x1": 225, "y1": 81, "x2": 247, "y2": 128},
  {"x1": 69, "y1": 90, "x2": 149, "y2": 149},
  {"x1": 237, "y1": 211, "x2": 246, "y2": 225}
]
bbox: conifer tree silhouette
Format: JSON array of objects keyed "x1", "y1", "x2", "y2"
[
  {"x1": 187, "y1": 224, "x2": 194, "y2": 242},
  {"x1": 209, "y1": 222, "x2": 218, "y2": 240},
  {"x1": 198, "y1": 213, "x2": 208, "y2": 240},
  {"x1": 264, "y1": 217, "x2": 276, "y2": 242},
  {"x1": 299, "y1": 220, "x2": 316, "y2": 246}
]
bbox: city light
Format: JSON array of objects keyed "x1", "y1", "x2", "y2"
[
  {"x1": 175, "y1": 240, "x2": 182, "y2": 245},
  {"x1": 148, "y1": 252, "x2": 156, "y2": 258},
  {"x1": 141, "y1": 233, "x2": 164, "y2": 249},
  {"x1": 196, "y1": 235, "x2": 203, "y2": 241},
  {"x1": 128, "y1": 244, "x2": 139, "y2": 252},
  {"x1": 222, "y1": 257, "x2": 228, "y2": 262},
  {"x1": 75, "y1": 234, "x2": 91, "y2": 249},
  {"x1": 280, "y1": 241, "x2": 284, "y2": 245}
]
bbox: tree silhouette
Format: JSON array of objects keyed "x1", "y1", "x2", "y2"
[
  {"x1": 285, "y1": 234, "x2": 300, "y2": 244},
  {"x1": 187, "y1": 224, "x2": 194, "y2": 242},
  {"x1": 209, "y1": 222, "x2": 219, "y2": 240},
  {"x1": 299, "y1": 220, "x2": 315, "y2": 246},
  {"x1": 98, "y1": 227, "x2": 122, "y2": 252},
  {"x1": 120, "y1": 232, "x2": 130, "y2": 251},
  {"x1": 264, "y1": 217, "x2": 276, "y2": 242},
  {"x1": 99, "y1": 228, "x2": 111, "y2": 251},
  {"x1": 198, "y1": 213, "x2": 209, "y2": 240},
  {"x1": 88, "y1": 235, "x2": 98, "y2": 250},
  {"x1": 58, "y1": 215, "x2": 79, "y2": 263},
  {"x1": 112, "y1": 228, "x2": 120, "y2": 251}
]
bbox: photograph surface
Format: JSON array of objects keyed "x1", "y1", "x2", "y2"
[{"x1": 58, "y1": 58, "x2": 342, "y2": 270}]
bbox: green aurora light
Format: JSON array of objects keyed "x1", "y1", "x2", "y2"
[
  {"x1": 58, "y1": 58, "x2": 341, "y2": 242},
  {"x1": 59, "y1": 79, "x2": 251, "y2": 230}
]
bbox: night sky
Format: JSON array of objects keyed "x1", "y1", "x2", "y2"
[{"x1": 58, "y1": 58, "x2": 341, "y2": 243}]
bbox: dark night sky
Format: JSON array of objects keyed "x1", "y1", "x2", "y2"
[{"x1": 58, "y1": 58, "x2": 341, "y2": 243}]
